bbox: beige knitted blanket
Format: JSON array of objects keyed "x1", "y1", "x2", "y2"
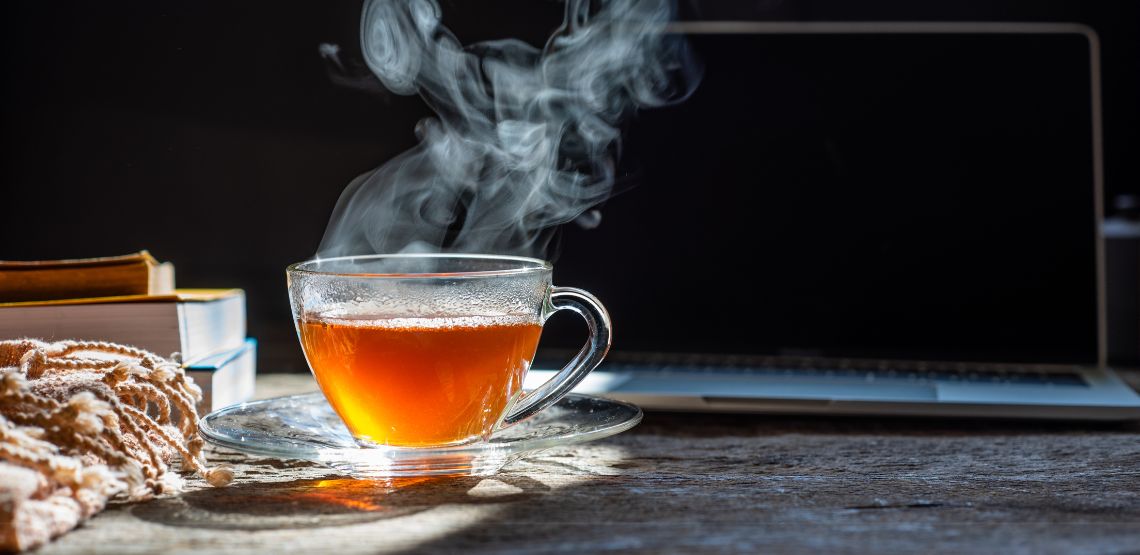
[{"x1": 0, "y1": 339, "x2": 232, "y2": 552}]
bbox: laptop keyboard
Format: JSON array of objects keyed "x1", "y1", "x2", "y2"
[{"x1": 600, "y1": 356, "x2": 1090, "y2": 387}]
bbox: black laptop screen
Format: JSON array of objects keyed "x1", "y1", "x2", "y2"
[{"x1": 540, "y1": 30, "x2": 1098, "y2": 365}]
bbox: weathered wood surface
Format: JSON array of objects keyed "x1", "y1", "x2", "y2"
[{"x1": 37, "y1": 372, "x2": 1140, "y2": 555}]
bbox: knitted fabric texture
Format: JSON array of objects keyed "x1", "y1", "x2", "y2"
[{"x1": 0, "y1": 339, "x2": 232, "y2": 552}]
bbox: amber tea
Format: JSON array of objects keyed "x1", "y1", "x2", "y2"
[{"x1": 299, "y1": 315, "x2": 543, "y2": 446}]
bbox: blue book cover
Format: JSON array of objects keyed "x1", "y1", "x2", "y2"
[{"x1": 186, "y1": 338, "x2": 257, "y2": 412}]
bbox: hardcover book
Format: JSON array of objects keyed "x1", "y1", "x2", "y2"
[
  {"x1": 0, "y1": 289, "x2": 246, "y2": 362},
  {"x1": 0, "y1": 251, "x2": 174, "y2": 303},
  {"x1": 186, "y1": 339, "x2": 257, "y2": 412}
]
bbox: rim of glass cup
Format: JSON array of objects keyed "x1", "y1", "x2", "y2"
[{"x1": 286, "y1": 253, "x2": 554, "y2": 279}]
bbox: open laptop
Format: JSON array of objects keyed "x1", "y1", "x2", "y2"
[{"x1": 525, "y1": 22, "x2": 1140, "y2": 420}]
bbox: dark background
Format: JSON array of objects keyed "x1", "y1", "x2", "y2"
[{"x1": 2, "y1": 1, "x2": 1137, "y2": 371}]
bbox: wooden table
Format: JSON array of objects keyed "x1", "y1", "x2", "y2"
[{"x1": 39, "y1": 373, "x2": 1140, "y2": 555}]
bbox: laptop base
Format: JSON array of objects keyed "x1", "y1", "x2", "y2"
[{"x1": 526, "y1": 365, "x2": 1140, "y2": 421}]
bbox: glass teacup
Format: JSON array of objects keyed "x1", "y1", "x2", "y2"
[{"x1": 287, "y1": 254, "x2": 610, "y2": 448}]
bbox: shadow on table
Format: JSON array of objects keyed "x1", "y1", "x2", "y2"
[{"x1": 130, "y1": 474, "x2": 551, "y2": 530}]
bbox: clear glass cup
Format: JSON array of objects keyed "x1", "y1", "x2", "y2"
[{"x1": 287, "y1": 253, "x2": 611, "y2": 448}]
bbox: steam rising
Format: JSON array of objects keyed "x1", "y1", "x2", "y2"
[{"x1": 318, "y1": 0, "x2": 700, "y2": 259}]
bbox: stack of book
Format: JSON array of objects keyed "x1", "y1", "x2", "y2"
[{"x1": 0, "y1": 251, "x2": 256, "y2": 412}]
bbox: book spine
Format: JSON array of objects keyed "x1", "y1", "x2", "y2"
[{"x1": 0, "y1": 262, "x2": 152, "y2": 302}]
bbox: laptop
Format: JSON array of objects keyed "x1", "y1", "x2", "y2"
[{"x1": 525, "y1": 22, "x2": 1140, "y2": 420}]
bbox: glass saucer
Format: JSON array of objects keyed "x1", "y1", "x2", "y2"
[{"x1": 199, "y1": 392, "x2": 643, "y2": 478}]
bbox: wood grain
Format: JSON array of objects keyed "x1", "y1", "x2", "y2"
[{"x1": 36, "y1": 373, "x2": 1140, "y2": 555}]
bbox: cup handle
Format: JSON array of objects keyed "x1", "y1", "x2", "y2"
[{"x1": 501, "y1": 286, "x2": 612, "y2": 426}]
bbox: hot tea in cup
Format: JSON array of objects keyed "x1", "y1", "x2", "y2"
[{"x1": 287, "y1": 254, "x2": 610, "y2": 448}]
